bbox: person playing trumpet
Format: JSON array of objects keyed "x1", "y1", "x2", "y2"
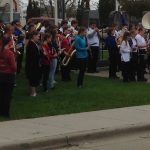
[
  {"x1": 70, "y1": 20, "x2": 78, "y2": 43},
  {"x1": 87, "y1": 21, "x2": 100, "y2": 73},
  {"x1": 135, "y1": 27, "x2": 147, "y2": 82},
  {"x1": 12, "y1": 20, "x2": 25, "y2": 74}
]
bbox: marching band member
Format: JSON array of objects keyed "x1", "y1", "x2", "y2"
[
  {"x1": 48, "y1": 27, "x2": 59, "y2": 89},
  {"x1": 0, "y1": 20, "x2": 4, "y2": 51},
  {"x1": 75, "y1": 27, "x2": 89, "y2": 87},
  {"x1": 87, "y1": 21, "x2": 100, "y2": 73},
  {"x1": 60, "y1": 27, "x2": 72, "y2": 81},
  {"x1": 2, "y1": 24, "x2": 17, "y2": 56},
  {"x1": 25, "y1": 32, "x2": 41, "y2": 97},
  {"x1": 70, "y1": 20, "x2": 78, "y2": 43},
  {"x1": 12, "y1": 20, "x2": 25, "y2": 74},
  {"x1": 147, "y1": 30, "x2": 150, "y2": 69},
  {"x1": 0, "y1": 20, "x2": 4, "y2": 38},
  {"x1": 135, "y1": 27, "x2": 147, "y2": 81},
  {"x1": 128, "y1": 30, "x2": 138, "y2": 81},
  {"x1": 25, "y1": 24, "x2": 36, "y2": 46},
  {"x1": 41, "y1": 34, "x2": 52, "y2": 92},
  {"x1": 105, "y1": 27, "x2": 119, "y2": 79},
  {"x1": 120, "y1": 32, "x2": 131, "y2": 82},
  {"x1": 59, "y1": 20, "x2": 68, "y2": 34},
  {"x1": 0, "y1": 37, "x2": 17, "y2": 117}
]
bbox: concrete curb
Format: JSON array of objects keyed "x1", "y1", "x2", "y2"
[{"x1": 1, "y1": 123, "x2": 150, "y2": 150}]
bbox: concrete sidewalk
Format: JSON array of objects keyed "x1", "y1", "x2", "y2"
[
  {"x1": 86, "y1": 70, "x2": 150, "y2": 82},
  {"x1": 0, "y1": 105, "x2": 150, "y2": 150}
]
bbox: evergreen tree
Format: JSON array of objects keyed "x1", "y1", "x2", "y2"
[
  {"x1": 26, "y1": 0, "x2": 40, "y2": 21},
  {"x1": 26, "y1": 0, "x2": 33, "y2": 20},
  {"x1": 99, "y1": 0, "x2": 115, "y2": 26}
]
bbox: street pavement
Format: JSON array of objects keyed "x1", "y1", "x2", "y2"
[
  {"x1": 57, "y1": 130, "x2": 150, "y2": 150},
  {"x1": 0, "y1": 105, "x2": 150, "y2": 149}
]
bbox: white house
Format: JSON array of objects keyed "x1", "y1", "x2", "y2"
[{"x1": 0, "y1": 0, "x2": 21, "y2": 23}]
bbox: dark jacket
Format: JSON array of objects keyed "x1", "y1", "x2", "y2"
[
  {"x1": 25, "y1": 40, "x2": 41, "y2": 79},
  {"x1": 105, "y1": 35, "x2": 119, "y2": 56}
]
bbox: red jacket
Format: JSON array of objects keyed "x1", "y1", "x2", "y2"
[
  {"x1": 61, "y1": 35, "x2": 71, "y2": 53},
  {"x1": 41, "y1": 43, "x2": 53, "y2": 65},
  {"x1": 0, "y1": 48, "x2": 17, "y2": 74}
]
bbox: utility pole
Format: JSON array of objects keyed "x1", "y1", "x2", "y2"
[
  {"x1": 115, "y1": 0, "x2": 120, "y2": 11},
  {"x1": 10, "y1": 0, "x2": 14, "y2": 22},
  {"x1": 54, "y1": 0, "x2": 58, "y2": 25},
  {"x1": 62, "y1": 0, "x2": 65, "y2": 20}
]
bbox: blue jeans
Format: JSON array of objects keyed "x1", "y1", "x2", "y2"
[{"x1": 48, "y1": 58, "x2": 57, "y2": 88}]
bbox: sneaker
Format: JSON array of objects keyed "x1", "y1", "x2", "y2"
[
  {"x1": 53, "y1": 80, "x2": 57, "y2": 84},
  {"x1": 30, "y1": 93, "x2": 37, "y2": 97}
]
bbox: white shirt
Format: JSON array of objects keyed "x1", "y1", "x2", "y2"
[
  {"x1": 120, "y1": 41, "x2": 131, "y2": 62},
  {"x1": 70, "y1": 26, "x2": 78, "y2": 36},
  {"x1": 87, "y1": 28, "x2": 100, "y2": 47},
  {"x1": 40, "y1": 26, "x2": 46, "y2": 33},
  {"x1": 131, "y1": 37, "x2": 138, "y2": 52},
  {"x1": 114, "y1": 30, "x2": 119, "y2": 39},
  {"x1": 135, "y1": 34, "x2": 147, "y2": 48},
  {"x1": 59, "y1": 27, "x2": 63, "y2": 33}
]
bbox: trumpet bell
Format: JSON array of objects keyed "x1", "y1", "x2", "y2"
[{"x1": 142, "y1": 11, "x2": 150, "y2": 29}]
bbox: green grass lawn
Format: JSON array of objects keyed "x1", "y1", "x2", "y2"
[
  {"x1": 1, "y1": 72, "x2": 150, "y2": 121},
  {"x1": 100, "y1": 50, "x2": 109, "y2": 60}
]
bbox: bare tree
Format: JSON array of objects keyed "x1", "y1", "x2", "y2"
[
  {"x1": 48, "y1": 0, "x2": 77, "y2": 18},
  {"x1": 65, "y1": 0, "x2": 77, "y2": 18},
  {"x1": 49, "y1": 0, "x2": 54, "y2": 17}
]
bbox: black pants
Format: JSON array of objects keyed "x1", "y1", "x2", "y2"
[
  {"x1": 130, "y1": 52, "x2": 138, "y2": 81},
  {"x1": 109, "y1": 54, "x2": 118, "y2": 78},
  {"x1": 137, "y1": 50, "x2": 146, "y2": 80},
  {"x1": 122, "y1": 61, "x2": 130, "y2": 82},
  {"x1": 87, "y1": 46, "x2": 99, "y2": 73},
  {"x1": 41, "y1": 65, "x2": 50, "y2": 91},
  {"x1": 77, "y1": 58, "x2": 87, "y2": 86},
  {"x1": 17, "y1": 48, "x2": 24, "y2": 74},
  {"x1": 61, "y1": 65, "x2": 71, "y2": 81},
  {"x1": 0, "y1": 73, "x2": 15, "y2": 117}
]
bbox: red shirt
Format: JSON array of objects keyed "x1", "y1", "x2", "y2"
[
  {"x1": 61, "y1": 35, "x2": 71, "y2": 53},
  {"x1": 41, "y1": 43, "x2": 53, "y2": 65},
  {"x1": 0, "y1": 48, "x2": 17, "y2": 74}
]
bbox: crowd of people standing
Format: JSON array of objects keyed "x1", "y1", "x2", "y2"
[
  {"x1": 0, "y1": 18, "x2": 150, "y2": 117},
  {"x1": 106, "y1": 24, "x2": 150, "y2": 82}
]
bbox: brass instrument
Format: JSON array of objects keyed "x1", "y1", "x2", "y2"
[
  {"x1": 0, "y1": 24, "x2": 5, "y2": 37},
  {"x1": 142, "y1": 12, "x2": 150, "y2": 51},
  {"x1": 142, "y1": 11, "x2": 150, "y2": 30},
  {"x1": 62, "y1": 48, "x2": 76, "y2": 66},
  {"x1": 61, "y1": 33, "x2": 77, "y2": 66},
  {"x1": 36, "y1": 22, "x2": 42, "y2": 30},
  {"x1": 99, "y1": 29, "x2": 108, "y2": 40},
  {"x1": 11, "y1": 35, "x2": 21, "y2": 55},
  {"x1": 0, "y1": 24, "x2": 5, "y2": 33},
  {"x1": 116, "y1": 36, "x2": 123, "y2": 48}
]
